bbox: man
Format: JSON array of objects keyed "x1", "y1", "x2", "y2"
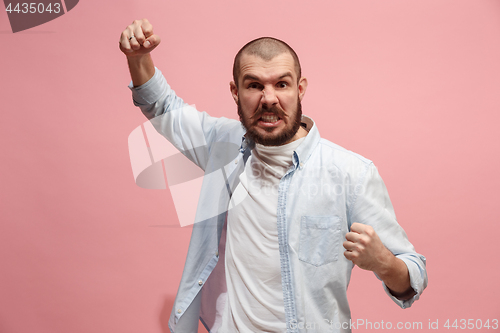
[{"x1": 120, "y1": 19, "x2": 427, "y2": 333}]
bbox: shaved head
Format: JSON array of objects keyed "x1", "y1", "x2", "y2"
[{"x1": 233, "y1": 37, "x2": 302, "y2": 87}]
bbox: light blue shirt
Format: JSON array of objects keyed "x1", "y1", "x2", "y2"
[{"x1": 129, "y1": 68, "x2": 427, "y2": 333}]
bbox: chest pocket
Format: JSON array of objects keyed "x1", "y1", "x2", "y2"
[{"x1": 298, "y1": 216, "x2": 342, "y2": 266}]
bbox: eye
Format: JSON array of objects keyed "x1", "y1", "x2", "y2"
[
  {"x1": 277, "y1": 82, "x2": 288, "y2": 88},
  {"x1": 248, "y1": 82, "x2": 263, "y2": 90}
]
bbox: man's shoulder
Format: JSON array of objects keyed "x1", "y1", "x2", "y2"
[
  {"x1": 315, "y1": 138, "x2": 374, "y2": 172},
  {"x1": 212, "y1": 116, "x2": 244, "y2": 141}
]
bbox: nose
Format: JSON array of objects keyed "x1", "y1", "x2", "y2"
[{"x1": 261, "y1": 86, "x2": 278, "y2": 107}]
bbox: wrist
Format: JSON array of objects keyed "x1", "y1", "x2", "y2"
[
  {"x1": 127, "y1": 53, "x2": 152, "y2": 66},
  {"x1": 377, "y1": 256, "x2": 412, "y2": 295},
  {"x1": 127, "y1": 54, "x2": 155, "y2": 87},
  {"x1": 373, "y1": 248, "x2": 396, "y2": 279}
]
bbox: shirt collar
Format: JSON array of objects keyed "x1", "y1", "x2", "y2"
[
  {"x1": 293, "y1": 116, "x2": 320, "y2": 169},
  {"x1": 239, "y1": 115, "x2": 321, "y2": 169}
]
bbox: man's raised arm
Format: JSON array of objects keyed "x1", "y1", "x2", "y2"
[{"x1": 119, "y1": 19, "x2": 161, "y2": 86}]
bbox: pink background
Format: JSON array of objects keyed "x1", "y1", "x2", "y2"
[{"x1": 1, "y1": 0, "x2": 500, "y2": 332}]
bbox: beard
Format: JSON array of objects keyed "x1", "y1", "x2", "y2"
[{"x1": 238, "y1": 97, "x2": 303, "y2": 146}]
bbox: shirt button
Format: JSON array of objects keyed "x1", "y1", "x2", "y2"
[
  {"x1": 299, "y1": 163, "x2": 304, "y2": 168},
  {"x1": 215, "y1": 251, "x2": 219, "y2": 257},
  {"x1": 234, "y1": 160, "x2": 238, "y2": 164},
  {"x1": 177, "y1": 309, "x2": 182, "y2": 314},
  {"x1": 198, "y1": 280, "x2": 203, "y2": 286}
]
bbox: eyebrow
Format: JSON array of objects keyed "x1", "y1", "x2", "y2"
[{"x1": 242, "y1": 72, "x2": 294, "y2": 83}]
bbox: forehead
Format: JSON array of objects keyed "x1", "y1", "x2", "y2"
[{"x1": 238, "y1": 53, "x2": 297, "y2": 83}]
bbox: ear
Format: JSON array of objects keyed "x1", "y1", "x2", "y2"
[
  {"x1": 298, "y1": 77, "x2": 308, "y2": 101},
  {"x1": 230, "y1": 81, "x2": 239, "y2": 105}
]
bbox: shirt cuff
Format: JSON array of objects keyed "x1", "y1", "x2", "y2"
[
  {"x1": 382, "y1": 255, "x2": 427, "y2": 309},
  {"x1": 128, "y1": 67, "x2": 166, "y2": 105}
]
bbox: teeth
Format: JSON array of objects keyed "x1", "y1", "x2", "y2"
[{"x1": 261, "y1": 115, "x2": 279, "y2": 123}]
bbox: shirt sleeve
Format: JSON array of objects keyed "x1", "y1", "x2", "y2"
[
  {"x1": 349, "y1": 162, "x2": 428, "y2": 309},
  {"x1": 128, "y1": 67, "x2": 187, "y2": 119},
  {"x1": 128, "y1": 67, "x2": 237, "y2": 171}
]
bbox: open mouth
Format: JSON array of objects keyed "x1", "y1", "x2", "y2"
[
  {"x1": 260, "y1": 114, "x2": 280, "y2": 123},
  {"x1": 251, "y1": 109, "x2": 285, "y2": 128}
]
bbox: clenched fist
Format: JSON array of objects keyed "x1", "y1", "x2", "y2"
[
  {"x1": 343, "y1": 222, "x2": 392, "y2": 272},
  {"x1": 119, "y1": 19, "x2": 159, "y2": 86},
  {"x1": 344, "y1": 222, "x2": 414, "y2": 297},
  {"x1": 119, "y1": 19, "x2": 161, "y2": 57}
]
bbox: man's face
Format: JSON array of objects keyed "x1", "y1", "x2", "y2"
[{"x1": 230, "y1": 53, "x2": 308, "y2": 146}]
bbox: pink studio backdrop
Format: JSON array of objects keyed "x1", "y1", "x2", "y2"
[{"x1": 1, "y1": 0, "x2": 499, "y2": 332}]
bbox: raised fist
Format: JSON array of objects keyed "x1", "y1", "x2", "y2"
[{"x1": 119, "y1": 19, "x2": 161, "y2": 57}]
